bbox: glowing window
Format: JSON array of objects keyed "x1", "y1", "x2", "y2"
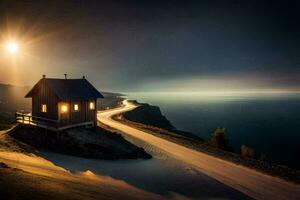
[
  {"x1": 74, "y1": 104, "x2": 79, "y2": 111},
  {"x1": 61, "y1": 104, "x2": 68, "y2": 113},
  {"x1": 41, "y1": 104, "x2": 47, "y2": 113},
  {"x1": 89, "y1": 102, "x2": 95, "y2": 110}
]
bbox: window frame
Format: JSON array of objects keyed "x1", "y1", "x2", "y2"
[
  {"x1": 41, "y1": 104, "x2": 47, "y2": 113},
  {"x1": 89, "y1": 101, "x2": 95, "y2": 110},
  {"x1": 61, "y1": 103, "x2": 69, "y2": 114},
  {"x1": 73, "y1": 103, "x2": 79, "y2": 112}
]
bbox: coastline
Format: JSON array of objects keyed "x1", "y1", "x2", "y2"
[
  {"x1": 98, "y1": 100, "x2": 300, "y2": 200},
  {"x1": 110, "y1": 99, "x2": 300, "y2": 185},
  {"x1": 0, "y1": 91, "x2": 298, "y2": 199}
]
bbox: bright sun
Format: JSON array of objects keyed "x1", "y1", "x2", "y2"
[{"x1": 5, "y1": 41, "x2": 19, "y2": 54}]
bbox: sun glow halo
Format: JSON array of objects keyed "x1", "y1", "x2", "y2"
[{"x1": 5, "y1": 41, "x2": 19, "y2": 54}]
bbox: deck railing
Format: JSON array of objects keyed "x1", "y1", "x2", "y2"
[
  {"x1": 15, "y1": 112, "x2": 94, "y2": 131},
  {"x1": 15, "y1": 112, "x2": 59, "y2": 129}
]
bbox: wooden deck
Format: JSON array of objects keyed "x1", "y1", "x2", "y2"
[{"x1": 15, "y1": 112, "x2": 94, "y2": 131}]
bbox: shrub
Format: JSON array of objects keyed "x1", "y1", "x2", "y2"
[
  {"x1": 241, "y1": 144, "x2": 256, "y2": 158},
  {"x1": 259, "y1": 153, "x2": 266, "y2": 161},
  {"x1": 240, "y1": 145, "x2": 266, "y2": 160},
  {"x1": 209, "y1": 127, "x2": 231, "y2": 151}
]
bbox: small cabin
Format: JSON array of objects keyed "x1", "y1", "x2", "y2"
[{"x1": 19, "y1": 75, "x2": 103, "y2": 130}]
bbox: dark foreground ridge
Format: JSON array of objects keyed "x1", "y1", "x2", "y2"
[{"x1": 10, "y1": 124, "x2": 151, "y2": 160}]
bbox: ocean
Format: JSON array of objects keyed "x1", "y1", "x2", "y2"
[{"x1": 127, "y1": 92, "x2": 300, "y2": 169}]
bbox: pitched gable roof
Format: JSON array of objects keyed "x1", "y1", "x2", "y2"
[{"x1": 25, "y1": 78, "x2": 104, "y2": 100}]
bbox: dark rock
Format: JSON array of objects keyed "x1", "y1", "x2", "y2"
[
  {"x1": 9, "y1": 125, "x2": 151, "y2": 160},
  {"x1": 123, "y1": 103, "x2": 175, "y2": 130}
]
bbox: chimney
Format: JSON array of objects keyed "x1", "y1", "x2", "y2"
[
  {"x1": 82, "y1": 75, "x2": 85, "y2": 79},
  {"x1": 42, "y1": 74, "x2": 46, "y2": 78},
  {"x1": 64, "y1": 74, "x2": 67, "y2": 79}
]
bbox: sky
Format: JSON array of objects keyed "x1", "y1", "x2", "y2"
[{"x1": 0, "y1": 0, "x2": 299, "y2": 93}]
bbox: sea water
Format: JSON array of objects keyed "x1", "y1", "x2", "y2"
[{"x1": 127, "y1": 92, "x2": 300, "y2": 169}]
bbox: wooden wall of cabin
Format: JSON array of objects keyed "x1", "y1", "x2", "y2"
[
  {"x1": 58, "y1": 99, "x2": 97, "y2": 126},
  {"x1": 83, "y1": 99, "x2": 97, "y2": 124},
  {"x1": 32, "y1": 79, "x2": 58, "y2": 120}
]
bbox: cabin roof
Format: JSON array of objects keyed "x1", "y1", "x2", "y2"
[{"x1": 25, "y1": 78, "x2": 104, "y2": 100}]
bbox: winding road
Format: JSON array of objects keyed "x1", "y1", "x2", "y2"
[{"x1": 97, "y1": 100, "x2": 300, "y2": 200}]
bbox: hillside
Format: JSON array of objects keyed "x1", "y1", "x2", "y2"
[
  {"x1": 0, "y1": 83, "x2": 31, "y2": 112},
  {"x1": 97, "y1": 91, "x2": 125, "y2": 110}
]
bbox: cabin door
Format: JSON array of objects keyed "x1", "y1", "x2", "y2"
[{"x1": 58, "y1": 102, "x2": 70, "y2": 126}]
